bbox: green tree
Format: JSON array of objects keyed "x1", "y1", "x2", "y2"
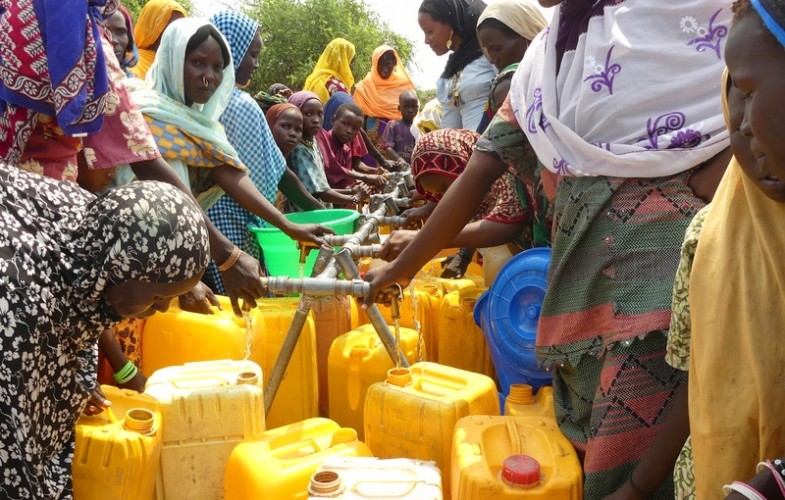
[
  {"x1": 124, "y1": 0, "x2": 198, "y2": 22},
  {"x1": 245, "y1": 0, "x2": 414, "y2": 96}
]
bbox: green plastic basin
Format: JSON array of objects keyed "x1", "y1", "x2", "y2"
[{"x1": 249, "y1": 209, "x2": 360, "y2": 277}]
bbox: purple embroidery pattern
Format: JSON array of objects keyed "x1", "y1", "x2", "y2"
[
  {"x1": 553, "y1": 158, "x2": 571, "y2": 175},
  {"x1": 590, "y1": 141, "x2": 611, "y2": 151},
  {"x1": 526, "y1": 88, "x2": 546, "y2": 134},
  {"x1": 584, "y1": 45, "x2": 622, "y2": 95},
  {"x1": 640, "y1": 112, "x2": 686, "y2": 149},
  {"x1": 668, "y1": 129, "x2": 709, "y2": 149},
  {"x1": 682, "y1": 10, "x2": 728, "y2": 59}
]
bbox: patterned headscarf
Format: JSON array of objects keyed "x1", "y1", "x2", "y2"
[
  {"x1": 303, "y1": 38, "x2": 356, "y2": 104},
  {"x1": 419, "y1": 0, "x2": 488, "y2": 78},
  {"x1": 288, "y1": 90, "x2": 321, "y2": 110},
  {"x1": 411, "y1": 128, "x2": 480, "y2": 202},
  {"x1": 0, "y1": 162, "x2": 208, "y2": 498},
  {"x1": 0, "y1": 0, "x2": 110, "y2": 162},
  {"x1": 209, "y1": 10, "x2": 260, "y2": 72}
]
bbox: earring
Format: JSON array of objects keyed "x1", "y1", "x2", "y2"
[
  {"x1": 446, "y1": 30, "x2": 453, "y2": 50},
  {"x1": 202, "y1": 76, "x2": 208, "y2": 87}
]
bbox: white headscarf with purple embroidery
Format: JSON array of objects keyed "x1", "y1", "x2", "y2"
[{"x1": 511, "y1": 0, "x2": 731, "y2": 178}]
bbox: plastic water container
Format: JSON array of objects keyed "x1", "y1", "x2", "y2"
[
  {"x1": 224, "y1": 418, "x2": 374, "y2": 500},
  {"x1": 437, "y1": 286, "x2": 495, "y2": 379},
  {"x1": 249, "y1": 209, "x2": 360, "y2": 277},
  {"x1": 474, "y1": 248, "x2": 553, "y2": 395},
  {"x1": 451, "y1": 415, "x2": 582, "y2": 499},
  {"x1": 364, "y1": 362, "x2": 500, "y2": 496},
  {"x1": 73, "y1": 386, "x2": 162, "y2": 500},
  {"x1": 144, "y1": 360, "x2": 265, "y2": 500},
  {"x1": 505, "y1": 384, "x2": 555, "y2": 419},
  {"x1": 307, "y1": 457, "x2": 443, "y2": 499},
  {"x1": 418, "y1": 257, "x2": 484, "y2": 284},
  {"x1": 328, "y1": 324, "x2": 423, "y2": 439},
  {"x1": 140, "y1": 296, "x2": 264, "y2": 377},
  {"x1": 255, "y1": 297, "x2": 319, "y2": 428},
  {"x1": 481, "y1": 245, "x2": 516, "y2": 286},
  {"x1": 313, "y1": 296, "x2": 360, "y2": 417}
]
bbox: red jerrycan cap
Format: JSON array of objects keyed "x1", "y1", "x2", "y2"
[{"x1": 502, "y1": 454, "x2": 541, "y2": 487}]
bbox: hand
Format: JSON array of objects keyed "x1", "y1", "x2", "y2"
[
  {"x1": 394, "y1": 158, "x2": 409, "y2": 171},
  {"x1": 285, "y1": 223, "x2": 335, "y2": 246},
  {"x1": 379, "y1": 158, "x2": 396, "y2": 172},
  {"x1": 119, "y1": 370, "x2": 147, "y2": 393},
  {"x1": 351, "y1": 183, "x2": 371, "y2": 201},
  {"x1": 362, "y1": 262, "x2": 413, "y2": 307},
  {"x1": 83, "y1": 385, "x2": 111, "y2": 416},
  {"x1": 378, "y1": 230, "x2": 417, "y2": 261},
  {"x1": 366, "y1": 174, "x2": 387, "y2": 190},
  {"x1": 440, "y1": 252, "x2": 472, "y2": 279},
  {"x1": 400, "y1": 203, "x2": 434, "y2": 228},
  {"x1": 178, "y1": 281, "x2": 220, "y2": 315},
  {"x1": 221, "y1": 249, "x2": 267, "y2": 316}
]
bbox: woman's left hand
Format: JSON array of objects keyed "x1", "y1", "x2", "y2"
[
  {"x1": 178, "y1": 281, "x2": 220, "y2": 314},
  {"x1": 286, "y1": 223, "x2": 335, "y2": 246},
  {"x1": 378, "y1": 230, "x2": 417, "y2": 261}
]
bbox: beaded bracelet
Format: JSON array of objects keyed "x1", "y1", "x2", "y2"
[
  {"x1": 113, "y1": 360, "x2": 138, "y2": 384},
  {"x1": 217, "y1": 246, "x2": 242, "y2": 272}
]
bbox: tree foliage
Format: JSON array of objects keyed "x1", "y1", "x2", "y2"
[{"x1": 244, "y1": 0, "x2": 414, "y2": 96}]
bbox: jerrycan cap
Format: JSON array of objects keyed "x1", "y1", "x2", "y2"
[
  {"x1": 123, "y1": 408, "x2": 156, "y2": 435},
  {"x1": 350, "y1": 343, "x2": 371, "y2": 358},
  {"x1": 506, "y1": 384, "x2": 536, "y2": 405},
  {"x1": 308, "y1": 470, "x2": 342, "y2": 496},
  {"x1": 386, "y1": 367, "x2": 412, "y2": 387},
  {"x1": 502, "y1": 454, "x2": 541, "y2": 487},
  {"x1": 331, "y1": 427, "x2": 358, "y2": 445},
  {"x1": 236, "y1": 371, "x2": 259, "y2": 385}
]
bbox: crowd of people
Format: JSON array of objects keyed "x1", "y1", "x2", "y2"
[{"x1": 0, "y1": 0, "x2": 783, "y2": 498}]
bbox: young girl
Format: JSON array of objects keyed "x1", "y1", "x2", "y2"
[{"x1": 286, "y1": 91, "x2": 367, "y2": 208}]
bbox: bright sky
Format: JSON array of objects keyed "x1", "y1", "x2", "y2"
[{"x1": 191, "y1": 0, "x2": 554, "y2": 89}]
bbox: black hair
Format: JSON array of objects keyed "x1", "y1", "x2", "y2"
[
  {"x1": 185, "y1": 25, "x2": 231, "y2": 69},
  {"x1": 732, "y1": 0, "x2": 751, "y2": 19},
  {"x1": 334, "y1": 103, "x2": 364, "y2": 121},
  {"x1": 477, "y1": 18, "x2": 522, "y2": 40},
  {"x1": 419, "y1": 0, "x2": 487, "y2": 78}
]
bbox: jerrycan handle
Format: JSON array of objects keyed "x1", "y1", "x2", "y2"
[{"x1": 270, "y1": 437, "x2": 324, "y2": 458}]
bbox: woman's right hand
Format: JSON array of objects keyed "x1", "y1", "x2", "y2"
[
  {"x1": 221, "y1": 250, "x2": 267, "y2": 316},
  {"x1": 378, "y1": 230, "x2": 417, "y2": 261},
  {"x1": 285, "y1": 223, "x2": 335, "y2": 247},
  {"x1": 362, "y1": 262, "x2": 413, "y2": 307},
  {"x1": 365, "y1": 173, "x2": 387, "y2": 189}
]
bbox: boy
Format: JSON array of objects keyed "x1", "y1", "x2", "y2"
[
  {"x1": 380, "y1": 90, "x2": 419, "y2": 170},
  {"x1": 317, "y1": 103, "x2": 386, "y2": 190}
]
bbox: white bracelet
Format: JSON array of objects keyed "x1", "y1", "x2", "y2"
[{"x1": 722, "y1": 481, "x2": 767, "y2": 500}]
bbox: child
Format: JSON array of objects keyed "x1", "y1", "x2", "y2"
[
  {"x1": 287, "y1": 91, "x2": 368, "y2": 209},
  {"x1": 380, "y1": 90, "x2": 419, "y2": 169},
  {"x1": 316, "y1": 103, "x2": 387, "y2": 191}
]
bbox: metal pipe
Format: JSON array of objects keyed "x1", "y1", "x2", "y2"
[
  {"x1": 334, "y1": 249, "x2": 409, "y2": 368},
  {"x1": 368, "y1": 215, "x2": 407, "y2": 229},
  {"x1": 349, "y1": 244, "x2": 382, "y2": 258},
  {"x1": 383, "y1": 196, "x2": 401, "y2": 216},
  {"x1": 261, "y1": 276, "x2": 370, "y2": 297},
  {"x1": 311, "y1": 245, "x2": 335, "y2": 275}
]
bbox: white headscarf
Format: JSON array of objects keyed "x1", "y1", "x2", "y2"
[
  {"x1": 477, "y1": 0, "x2": 548, "y2": 42},
  {"x1": 511, "y1": 0, "x2": 730, "y2": 178}
]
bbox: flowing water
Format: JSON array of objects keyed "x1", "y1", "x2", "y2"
[
  {"x1": 392, "y1": 317, "x2": 402, "y2": 370},
  {"x1": 242, "y1": 310, "x2": 253, "y2": 360}
]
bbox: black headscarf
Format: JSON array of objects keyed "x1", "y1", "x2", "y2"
[{"x1": 419, "y1": 0, "x2": 488, "y2": 79}]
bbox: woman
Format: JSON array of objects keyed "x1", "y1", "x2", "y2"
[
  {"x1": 204, "y1": 11, "x2": 323, "y2": 294},
  {"x1": 418, "y1": 0, "x2": 495, "y2": 131},
  {"x1": 353, "y1": 45, "x2": 416, "y2": 165},
  {"x1": 0, "y1": 164, "x2": 209, "y2": 498},
  {"x1": 380, "y1": 129, "x2": 530, "y2": 279},
  {"x1": 107, "y1": 5, "x2": 139, "y2": 78},
  {"x1": 366, "y1": 0, "x2": 732, "y2": 497},
  {"x1": 476, "y1": 0, "x2": 547, "y2": 114},
  {"x1": 130, "y1": 18, "x2": 330, "y2": 271},
  {"x1": 132, "y1": 0, "x2": 187, "y2": 79},
  {"x1": 303, "y1": 38, "x2": 356, "y2": 105}
]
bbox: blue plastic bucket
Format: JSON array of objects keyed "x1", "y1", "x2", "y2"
[{"x1": 474, "y1": 247, "x2": 553, "y2": 396}]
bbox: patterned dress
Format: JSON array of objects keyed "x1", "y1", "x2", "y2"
[{"x1": 0, "y1": 164, "x2": 209, "y2": 499}]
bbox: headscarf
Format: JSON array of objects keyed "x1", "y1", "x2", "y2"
[
  {"x1": 209, "y1": 10, "x2": 259, "y2": 72},
  {"x1": 288, "y1": 90, "x2": 321, "y2": 110},
  {"x1": 0, "y1": 0, "x2": 110, "y2": 163},
  {"x1": 303, "y1": 38, "x2": 356, "y2": 104},
  {"x1": 267, "y1": 83, "x2": 291, "y2": 95},
  {"x1": 323, "y1": 91, "x2": 355, "y2": 130},
  {"x1": 512, "y1": 0, "x2": 730, "y2": 178},
  {"x1": 352, "y1": 45, "x2": 415, "y2": 120},
  {"x1": 117, "y1": 5, "x2": 140, "y2": 72},
  {"x1": 419, "y1": 0, "x2": 487, "y2": 78},
  {"x1": 254, "y1": 91, "x2": 288, "y2": 115},
  {"x1": 477, "y1": 0, "x2": 548, "y2": 42},
  {"x1": 131, "y1": 18, "x2": 244, "y2": 209},
  {"x1": 265, "y1": 103, "x2": 299, "y2": 126},
  {"x1": 0, "y1": 161, "x2": 208, "y2": 498},
  {"x1": 690, "y1": 7, "x2": 785, "y2": 497},
  {"x1": 132, "y1": 0, "x2": 187, "y2": 79},
  {"x1": 411, "y1": 128, "x2": 480, "y2": 202}
]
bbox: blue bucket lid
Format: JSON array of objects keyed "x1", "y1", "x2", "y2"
[{"x1": 486, "y1": 247, "x2": 551, "y2": 346}]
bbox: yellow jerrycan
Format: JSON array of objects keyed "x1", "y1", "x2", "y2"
[
  {"x1": 436, "y1": 287, "x2": 494, "y2": 378},
  {"x1": 504, "y1": 384, "x2": 555, "y2": 419}
]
